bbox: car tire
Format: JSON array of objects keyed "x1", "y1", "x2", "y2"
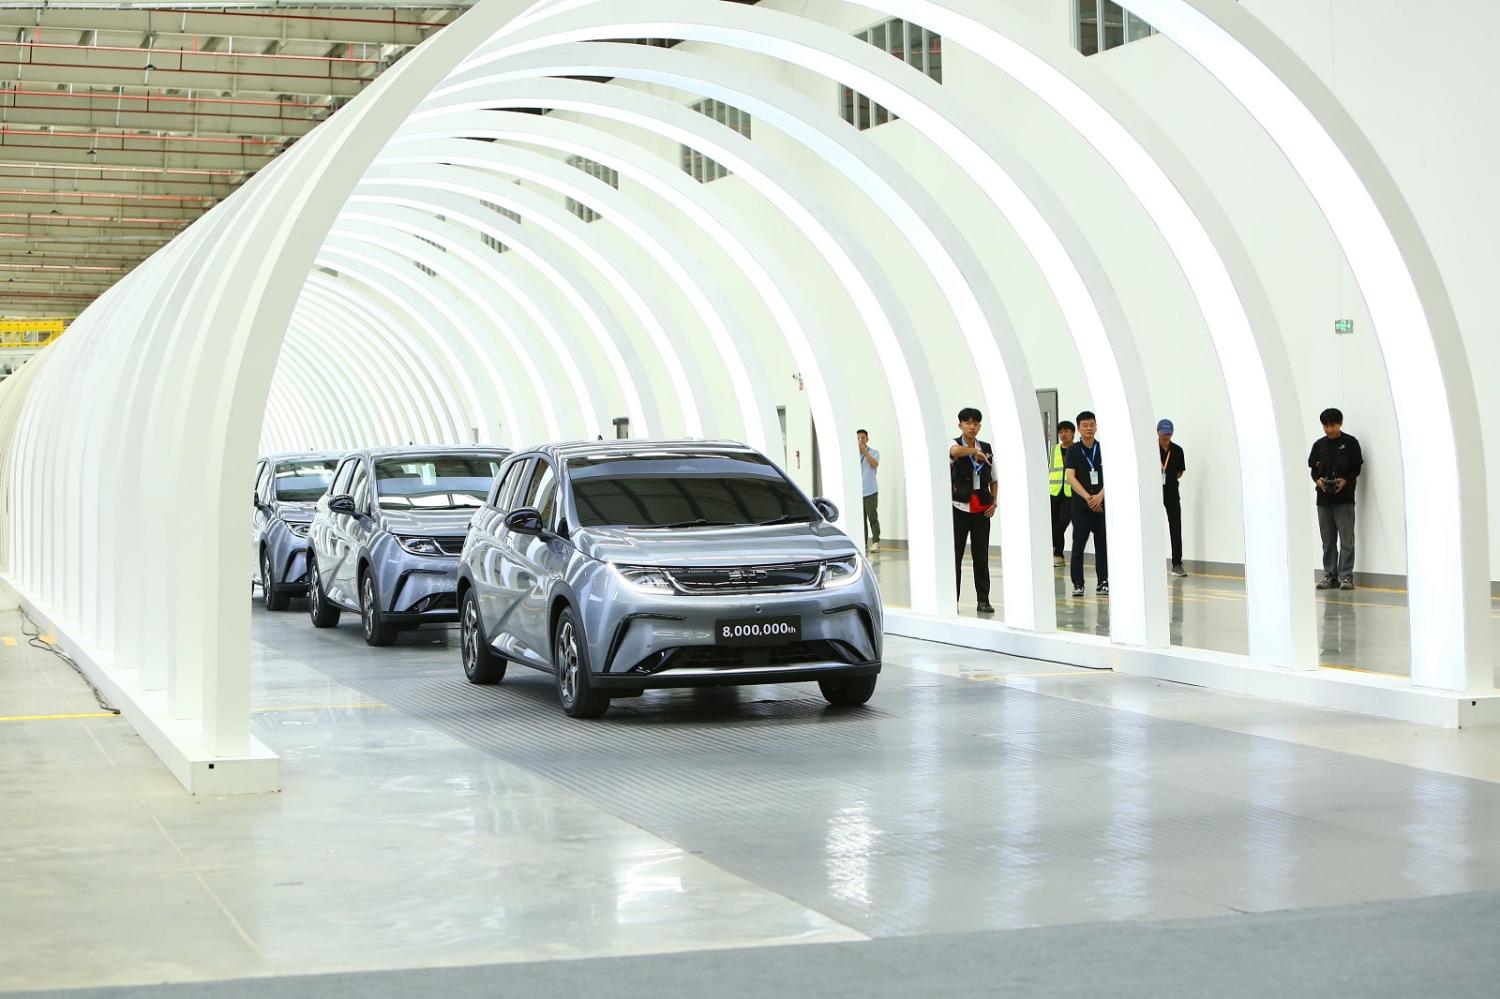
[
  {"x1": 306, "y1": 553, "x2": 341, "y2": 629},
  {"x1": 818, "y1": 674, "x2": 878, "y2": 707},
  {"x1": 260, "y1": 550, "x2": 290, "y2": 611},
  {"x1": 554, "y1": 606, "x2": 609, "y2": 719},
  {"x1": 360, "y1": 569, "x2": 398, "y2": 647},
  {"x1": 460, "y1": 588, "x2": 506, "y2": 685}
]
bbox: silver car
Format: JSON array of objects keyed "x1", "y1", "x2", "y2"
[
  {"x1": 305, "y1": 446, "x2": 509, "y2": 645},
  {"x1": 252, "y1": 451, "x2": 340, "y2": 610},
  {"x1": 457, "y1": 439, "x2": 882, "y2": 718}
]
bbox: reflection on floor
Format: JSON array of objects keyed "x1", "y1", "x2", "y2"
[
  {"x1": 868, "y1": 546, "x2": 1500, "y2": 677},
  {"x1": 7, "y1": 604, "x2": 1500, "y2": 992}
]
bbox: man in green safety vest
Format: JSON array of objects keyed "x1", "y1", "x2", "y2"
[{"x1": 1048, "y1": 420, "x2": 1075, "y2": 566}]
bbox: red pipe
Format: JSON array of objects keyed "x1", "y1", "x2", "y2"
[
  {"x1": 0, "y1": 100, "x2": 322, "y2": 128},
  {"x1": 0, "y1": 59, "x2": 369, "y2": 85},
  {"x1": 0, "y1": 188, "x2": 216, "y2": 203},
  {"x1": 0, "y1": 39, "x2": 382, "y2": 65},
  {"x1": 0, "y1": 129, "x2": 284, "y2": 151},
  {"x1": 0, "y1": 87, "x2": 331, "y2": 112}
]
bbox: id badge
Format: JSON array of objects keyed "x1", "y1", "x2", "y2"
[
  {"x1": 1161, "y1": 470, "x2": 1167, "y2": 484},
  {"x1": 1090, "y1": 470, "x2": 1100, "y2": 487}
]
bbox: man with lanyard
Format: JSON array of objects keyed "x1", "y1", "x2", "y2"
[
  {"x1": 1158, "y1": 419, "x2": 1187, "y2": 577},
  {"x1": 1049, "y1": 420, "x2": 1076, "y2": 566},
  {"x1": 949, "y1": 407, "x2": 996, "y2": 614},
  {"x1": 857, "y1": 429, "x2": 881, "y2": 554},
  {"x1": 1063, "y1": 410, "x2": 1108, "y2": 597},
  {"x1": 1308, "y1": 407, "x2": 1363, "y2": 590}
]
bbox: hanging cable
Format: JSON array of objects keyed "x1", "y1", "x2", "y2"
[{"x1": 17, "y1": 607, "x2": 119, "y2": 714}]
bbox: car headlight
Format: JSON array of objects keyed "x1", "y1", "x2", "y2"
[
  {"x1": 610, "y1": 563, "x2": 676, "y2": 594},
  {"x1": 284, "y1": 521, "x2": 310, "y2": 538},
  {"x1": 821, "y1": 555, "x2": 864, "y2": 588},
  {"x1": 396, "y1": 535, "x2": 445, "y2": 557}
]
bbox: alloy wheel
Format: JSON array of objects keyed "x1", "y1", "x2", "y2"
[
  {"x1": 260, "y1": 554, "x2": 272, "y2": 610},
  {"x1": 556, "y1": 620, "x2": 578, "y2": 704},
  {"x1": 462, "y1": 600, "x2": 479, "y2": 675},
  {"x1": 361, "y1": 576, "x2": 375, "y2": 638},
  {"x1": 309, "y1": 562, "x2": 321, "y2": 613}
]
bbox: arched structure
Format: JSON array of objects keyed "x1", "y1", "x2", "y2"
[{"x1": 0, "y1": 0, "x2": 1491, "y2": 793}]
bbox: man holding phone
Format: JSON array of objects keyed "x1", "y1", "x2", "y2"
[
  {"x1": 1308, "y1": 407, "x2": 1363, "y2": 590},
  {"x1": 949, "y1": 407, "x2": 996, "y2": 614}
]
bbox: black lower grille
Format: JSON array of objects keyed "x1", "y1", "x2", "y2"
[
  {"x1": 631, "y1": 640, "x2": 857, "y2": 674},
  {"x1": 434, "y1": 537, "x2": 465, "y2": 556}
]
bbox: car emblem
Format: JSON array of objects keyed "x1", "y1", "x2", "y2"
[{"x1": 727, "y1": 568, "x2": 767, "y2": 583}]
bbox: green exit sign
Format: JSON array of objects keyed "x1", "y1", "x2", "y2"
[{"x1": 1334, "y1": 319, "x2": 1354, "y2": 334}]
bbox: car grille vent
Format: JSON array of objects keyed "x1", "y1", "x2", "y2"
[
  {"x1": 666, "y1": 561, "x2": 821, "y2": 593},
  {"x1": 632, "y1": 640, "x2": 858, "y2": 674},
  {"x1": 434, "y1": 537, "x2": 465, "y2": 556}
]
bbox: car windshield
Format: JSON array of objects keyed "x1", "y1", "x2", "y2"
[
  {"x1": 274, "y1": 460, "x2": 337, "y2": 502},
  {"x1": 568, "y1": 452, "x2": 815, "y2": 529},
  {"x1": 375, "y1": 456, "x2": 504, "y2": 510}
]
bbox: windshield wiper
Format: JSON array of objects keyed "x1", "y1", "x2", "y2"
[
  {"x1": 756, "y1": 514, "x2": 812, "y2": 526},
  {"x1": 649, "y1": 519, "x2": 734, "y2": 529}
]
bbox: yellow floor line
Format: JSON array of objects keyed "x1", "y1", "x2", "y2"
[
  {"x1": 966, "y1": 669, "x2": 1115, "y2": 681},
  {"x1": 1319, "y1": 661, "x2": 1403, "y2": 677},
  {"x1": 0, "y1": 711, "x2": 116, "y2": 722},
  {"x1": 0, "y1": 636, "x2": 14, "y2": 646}
]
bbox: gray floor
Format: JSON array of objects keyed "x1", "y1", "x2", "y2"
[
  {"x1": 869, "y1": 546, "x2": 1500, "y2": 676},
  {"x1": 6, "y1": 602, "x2": 1500, "y2": 994}
]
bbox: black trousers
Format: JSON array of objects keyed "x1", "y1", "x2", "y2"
[
  {"x1": 1163, "y1": 490, "x2": 1182, "y2": 565},
  {"x1": 952, "y1": 507, "x2": 991, "y2": 602},
  {"x1": 1070, "y1": 500, "x2": 1108, "y2": 587},
  {"x1": 863, "y1": 492, "x2": 880, "y2": 545},
  {"x1": 1050, "y1": 491, "x2": 1070, "y2": 557}
]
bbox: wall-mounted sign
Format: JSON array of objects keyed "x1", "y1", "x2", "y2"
[{"x1": 1334, "y1": 319, "x2": 1354, "y2": 335}]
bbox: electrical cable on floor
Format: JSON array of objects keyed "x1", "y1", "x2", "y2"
[{"x1": 17, "y1": 608, "x2": 120, "y2": 715}]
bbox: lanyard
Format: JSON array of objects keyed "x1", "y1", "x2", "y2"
[
  {"x1": 1081, "y1": 442, "x2": 1099, "y2": 470},
  {"x1": 1160, "y1": 446, "x2": 1170, "y2": 472},
  {"x1": 962, "y1": 437, "x2": 982, "y2": 472}
]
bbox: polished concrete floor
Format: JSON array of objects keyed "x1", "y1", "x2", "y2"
[
  {"x1": 869, "y1": 545, "x2": 1500, "y2": 677},
  {"x1": 6, "y1": 603, "x2": 1500, "y2": 993}
]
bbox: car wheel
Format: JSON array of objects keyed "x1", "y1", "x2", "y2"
[
  {"x1": 360, "y1": 570, "x2": 398, "y2": 647},
  {"x1": 818, "y1": 674, "x2": 878, "y2": 707},
  {"x1": 460, "y1": 589, "x2": 506, "y2": 685},
  {"x1": 306, "y1": 553, "x2": 341, "y2": 629},
  {"x1": 554, "y1": 607, "x2": 608, "y2": 719},
  {"x1": 261, "y1": 550, "x2": 290, "y2": 611}
]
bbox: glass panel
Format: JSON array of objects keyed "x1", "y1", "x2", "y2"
[
  {"x1": 873, "y1": 102, "x2": 889, "y2": 128},
  {"x1": 1102, "y1": 1, "x2": 1126, "y2": 51},
  {"x1": 1125, "y1": 11, "x2": 1153, "y2": 42},
  {"x1": 568, "y1": 455, "x2": 815, "y2": 529},
  {"x1": 889, "y1": 18, "x2": 906, "y2": 61},
  {"x1": 839, "y1": 83, "x2": 855, "y2": 125},
  {"x1": 856, "y1": 92, "x2": 871, "y2": 131},
  {"x1": 906, "y1": 21, "x2": 923, "y2": 69},
  {"x1": 928, "y1": 30, "x2": 943, "y2": 84},
  {"x1": 273, "y1": 460, "x2": 337, "y2": 502},
  {"x1": 374, "y1": 455, "x2": 507, "y2": 509},
  {"x1": 1077, "y1": 0, "x2": 1100, "y2": 56}
]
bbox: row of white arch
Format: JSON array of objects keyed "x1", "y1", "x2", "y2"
[{"x1": 0, "y1": 0, "x2": 1488, "y2": 777}]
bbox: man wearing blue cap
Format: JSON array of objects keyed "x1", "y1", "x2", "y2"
[{"x1": 1158, "y1": 419, "x2": 1187, "y2": 577}]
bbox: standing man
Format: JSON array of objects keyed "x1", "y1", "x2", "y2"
[
  {"x1": 1158, "y1": 419, "x2": 1187, "y2": 577},
  {"x1": 949, "y1": 407, "x2": 996, "y2": 614},
  {"x1": 858, "y1": 429, "x2": 880, "y2": 554},
  {"x1": 1049, "y1": 421, "x2": 1076, "y2": 566},
  {"x1": 1063, "y1": 410, "x2": 1108, "y2": 597},
  {"x1": 1308, "y1": 407, "x2": 1363, "y2": 590}
]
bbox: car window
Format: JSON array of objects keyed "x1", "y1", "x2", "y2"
[
  {"x1": 273, "y1": 459, "x2": 337, "y2": 503},
  {"x1": 254, "y1": 461, "x2": 271, "y2": 504},
  {"x1": 330, "y1": 457, "x2": 356, "y2": 497},
  {"x1": 567, "y1": 452, "x2": 815, "y2": 528},
  {"x1": 533, "y1": 463, "x2": 559, "y2": 528},
  {"x1": 493, "y1": 459, "x2": 531, "y2": 512},
  {"x1": 374, "y1": 455, "x2": 506, "y2": 510},
  {"x1": 350, "y1": 464, "x2": 370, "y2": 512}
]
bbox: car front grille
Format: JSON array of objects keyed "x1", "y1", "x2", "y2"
[
  {"x1": 665, "y1": 561, "x2": 822, "y2": 594},
  {"x1": 631, "y1": 640, "x2": 859, "y2": 674},
  {"x1": 433, "y1": 536, "x2": 465, "y2": 556}
]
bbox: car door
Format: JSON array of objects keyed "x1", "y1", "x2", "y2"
[
  {"x1": 332, "y1": 459, "x2": 371, "y2": 606},
  {"x1": 494, "y1": 459, "x2": 548, "y2": 665},
  {"x1": 251, "y1": 459, "x2": 270, "y2": 580},
  {"x1": 512, "y1": 459, "x2": 561, "y2": 664},
  {"x1": 474, "y1": 459, "x2": 528, "y2": 643},
  {"x1": 313, "y1": 456, "x2": 355, "y2": 600}
]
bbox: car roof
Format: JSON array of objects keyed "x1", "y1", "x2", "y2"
[
  {"x1": 359, "y1": 445, "x2": 512, "y2": 460},
  {"x1": 260, "y1": 450, "x2": 342, "y2": 464},
  {"x1": 522, "y1": 438, "x2": 762, "y2": 462}
]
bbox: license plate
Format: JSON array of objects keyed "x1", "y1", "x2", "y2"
[{"x1": 715, "y1": 616, "x2": 802, "y2": 646}]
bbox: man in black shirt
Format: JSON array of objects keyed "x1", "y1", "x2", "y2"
[
  {"x1": 1063, "y1": 410, "x2": 1108, "y2": 597},
  {"x1": 1158, "y1": 419, "x2": 1187, "y2": 577},
  {"x1": 1308, "y1": 407, "x2": 1363, "y2": 590},
  {"x1": 948, "y1": 407, "x2": 996, "y2": 614}
]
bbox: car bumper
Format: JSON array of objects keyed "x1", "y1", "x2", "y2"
[
  {"x1": 593, "y1": 660, "x2": 879, "y2": 692},
  {"x1": 385, "y1": 562, "x2": 460, "y2": 623}
]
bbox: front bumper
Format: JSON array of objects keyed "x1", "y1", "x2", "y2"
[
  {"x1": 593, "y1": 580, "x2": 882, "y2": 690},
  {"x1": 383, "y1": 561, "x2": 460, "y2": 624}
]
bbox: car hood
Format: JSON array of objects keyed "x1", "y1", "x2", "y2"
[
  {"x1": 574, "y1": 521, "x2": 857, "y2": 567},
  {"x1": 376, "y1": 507, "x2": 477, "y2": 537},
  {"x1": 274, "y1": 501, "x2": 318, "y2": 523}
]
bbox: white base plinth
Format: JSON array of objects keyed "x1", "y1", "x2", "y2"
[
  {"x1": 886, "y1": 610, "x2": 1500, "y2": 729},
  {"x1": 6, "y1": 577, "x2": 280, "y2": 794}
]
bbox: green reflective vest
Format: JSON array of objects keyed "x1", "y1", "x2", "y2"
[{"x1": 1049, "y1": 442, "x2": 1072, "y2": 497}]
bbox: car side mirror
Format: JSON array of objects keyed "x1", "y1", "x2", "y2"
[
  {"x1": 505, "y1": 507, "x2": 546, "y2": 536},
  {"x1": 328, "y1": 494, "x2": 357, "y2": 516},
  {"x1": 813, "y1": 497, "x2": 839, "y2": 522}
]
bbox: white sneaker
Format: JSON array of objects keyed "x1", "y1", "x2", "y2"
[{"x1": 869, "y1": 542, "x2": 880, "y2": 553}]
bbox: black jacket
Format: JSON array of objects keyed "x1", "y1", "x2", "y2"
[
  {"x1": 1308, "y1": 433, "x2": 1362, "y2": 506},
  {"x1": 950, "y1": 437, "x2": 995, "y2": 507}
]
